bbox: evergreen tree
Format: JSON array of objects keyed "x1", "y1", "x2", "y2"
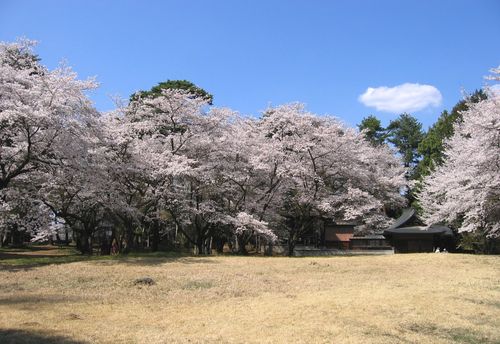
[
  {"x1": 357, "y1": 115, "x2": 386, "y2": 146},
  {"x1": 130, "y1": 79, "x2": 213, "y2": 104},
  {"x1": 416, "y1": 90, "x2": 487, "y2": 178},
  {"x1": 386, "y1": 113, "x2": 425, "y2": 170}
]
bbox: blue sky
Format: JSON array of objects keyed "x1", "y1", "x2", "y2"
[{"x1": 1, "y1": 0, "x2": 499, "y2": 128}]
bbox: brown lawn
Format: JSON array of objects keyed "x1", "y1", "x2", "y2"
[{"x1": 0, "y1": 251, "x2": 499, "y2": 343}]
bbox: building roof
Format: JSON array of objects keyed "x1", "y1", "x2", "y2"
[
  {"x1": 427, "y1": 224, "x2": 454, "y2": 236},
  {"x1": 384, "y1": 208, "x2": 454, "y2": 239},
  {"x1": 387, "y1": 208, "x2": 415, "y2": 229},
  {"x1": 350, "y1": 235, "x2": 386, "y2": 240},
  {"x1": 327, "y1": 233, "x2": 354, "y2": 242},
  {"x1": 383, "y1": 224, "x2": 454, "y2": 238}
]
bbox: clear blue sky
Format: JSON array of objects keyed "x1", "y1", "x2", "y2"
[{"x1": 1, "y1": 0, "x2": 499, "y2": 128}]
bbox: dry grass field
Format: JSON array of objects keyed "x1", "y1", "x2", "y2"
[{"x1": 0, "y1": 249, "x2": 499, "y2": 344}]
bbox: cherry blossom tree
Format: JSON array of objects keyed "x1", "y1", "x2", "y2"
[
  {"x1": 0, "y1": 39, "x2": 407, "y2": 255},
  {"x1": 122, "y1": 90, "x2": 281, "y2": 254},
  {"x1": 196, "y1": 113, "x2": 280, "y2": 253},
  {"x1": 256, "y1": 103, "x2": 406, "y2": 255},
  {"x1": 0, "y1": 40, "x2": 98, "y2": 190},
  {"x1": 0, "y1": 40, "x2": 99, "y2": 246},
  {"x1": 93, "y1": 113, "x2": 156, "y2": 253},
  {"x1": 116, "y1": 97, "x2": 405, "y2": 255},
  {"x1": 420, "y1": 70, "x2": 500, "y2": 238},
  {"x1": 123, "y1": 89, "x2": 226, "y2": 254},
  {"x1": 0, "y1": 187, "x2": 52, "y2": 246}
]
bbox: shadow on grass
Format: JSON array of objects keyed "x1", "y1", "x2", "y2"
[
  {"x1": 0, "y1": 245, "x2": 75, "y2": 252},
  {"x1": 0, "y1": 249, "x2": 218, "y2": 271},
  {"x1": 0, "y1": 255, "x2": 102, "y2": 272},
  {"x1": 116, "y1": 256, "x2": 219, "y2": 266},
  {"x1": 0, "y1": 294, "x2": 82, "y2": 306},
  {"x1": 404, "y1": 322, "x2": 496, "y2": 344},
  {"x1": 0, "y1": 253, "x2": 75, "y2": 260},
  {"x1": 460, "y1": 297, "x2": 500, "y2": 310},
  {"x1": 0, "y1": 329, "x2": 86, "y2": 344},
  {"x1": 0, "y1": 245, "x2": 87, "y2": 271}
]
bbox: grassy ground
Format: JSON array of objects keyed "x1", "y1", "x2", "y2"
[{"x1": 0, "y1": 247, "x2": 499, "y2": 344}]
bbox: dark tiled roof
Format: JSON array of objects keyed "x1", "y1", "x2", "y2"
[
  {"x1": 387, "y1": 208, "x2": 415, "y2": 229},
  {"x1": 383, "y1": 224, "x2": 453, "y2": 237},
  {"x1": 350, "y1": 235, "x2": 386, "y2": 240}
]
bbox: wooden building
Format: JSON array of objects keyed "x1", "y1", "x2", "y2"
[
  {"x1": 383, "y1": 209, "x2": 454, "y2": 253},
  {"x1": 349, "y1": 234, "x2": 391, "y2": 250},
  {"x1": 297, "y1": 220, "x2": 393, "y2": 251},
  {"x1": 295, "y1": 220, "x2": 356, "y2": 249},
  {"x1": 322, "y1": 222, "x2": 355, "y2": 249}
]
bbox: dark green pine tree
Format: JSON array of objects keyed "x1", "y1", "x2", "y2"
[
  {"x1": 416, "y1": 89, "x2": 487, "y2": 178},
  {"x1": 385, "y1": 113, "x2": 425, "y2": 207},
  {"x1": 130, "y1": 79, "x2": 213, "y2": 104},
  {"x1": 386, "y1": 113, "x2": 425, "y2": 171},
  {"x1": 357, "y1": 115, "x2": 386, "y2": 146}
]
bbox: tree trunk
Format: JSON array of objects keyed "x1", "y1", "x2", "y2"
[
  {"x1": 214, "y1": 237, "x2": 225, "y2": 254},
  {"x1": 287, "y1": 239, "x2": 296, "y2": 257},
  {"x1": 121, "y1": 223, "x2": 134, "y2": 254},
  {"x1": 79, "y1": 232, "x2": 91, "y2": 255},
  {"x1": 89, "y1": 234, "x2": 93, "y2": 254},
  {"x1": 1, "y1": 230, "x2": 8, "y2": 247},
  {"x1": 10, "y1": 226, "x2": 23, "y2": 247},
  {"x1": 151, "y1": 221, "x2": 160, "y2": 252},
  {"x1": 237, "y1": 235, "x2": 249, "y2": 255},
  {"x1": 196, "y1": 238, "x2": 204, "y2": 255},
  {"x1": 205, "y1": 237, "x2": 212, "y2": 255},
  {"x1": 100, "y1": 232, "x2": 111, "y2": 255},
  {"x1": 124, "y1": 233, "x2": 133, "y2": 254},
  {"x1": 265, "y1": 241, "x2": 273, "y2": 256}
]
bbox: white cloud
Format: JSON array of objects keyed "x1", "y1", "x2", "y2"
[{"x1": 359, "y1": 83, "x2": 442, "y2": 113}]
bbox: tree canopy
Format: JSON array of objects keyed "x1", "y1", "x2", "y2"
[
  {"x1": 0, "y1": 41, "x2": 406, "y2": 255},
  {"x1": 130, "y1": 79, "x2": 214, "y2": 104},
  {"x1": 416, "y1": 90, "x2": 487, "y2": 178},
  {"x1": 357, "y1": 115, "x2": 386, "y2": 146},
  {"x1": 1, "y1": 39, "x2": 497, "y2": 255},
  {"x1": 386, "y1": 113, "x2": 425, "y2": 170},
  {"x1": 420, "y1": 81, "x2": 499, "y2": 239}
]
